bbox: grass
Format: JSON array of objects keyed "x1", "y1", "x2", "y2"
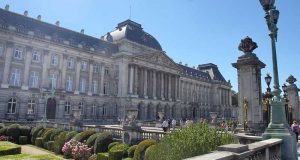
[
  {"x1": 0, "y1": 141, "x2": 20, "y2": 150},
  {"x1": 0, "y1": 153, "x2": 63, "y2": 160}
]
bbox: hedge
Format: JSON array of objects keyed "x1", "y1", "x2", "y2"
[
  {"x1": 0, "y1": 141, "x2": 21, "y2": 156},
  {"x1": 144, "y1": 145, "x2": 155, "y2": 160},
  {"x1": 50, "y1": 129, "x2": 63, "y2": 141},
  {"x1": 108, "y1": 150, "x2": 123, "y2": 160},
  {"x1": 86, "y1": 133, "x2": 100, "y2": 148},
  {"x1": 108, "y1": 142, "x2": 120, "y2": 151},
  {"x1": 88, "y1": 154, "x2": 97, "y2": 160},
  {"x1": 74, "y1": 129, "x2": 96, "y2": 143},
  {"x1": 66, "y1": 131, "x2": 78, "y2": 141},
  {"x1": 6, "y1": 124, "x2": 21, "y2": 143},
  {"x1": 53, "y1": 131, "x2": 67, "y2": 154},
  {"x1": 109, "y1": 143, "x2": 129, "y2": 159},
  {"x1": 47, "y1": 141, "x2": 55, "y2": 151},
  {"x1": 94, "y1": 132, "x2": 113, "y2": 154},
  {"x1": 35, "y1": 137, "x2": 43, "y2": 148},
  {"x1": 133, "y1": 139, "x2": 157, "y2": 160},
  {"x1": 127, "y1": 145, "x2": 137, "y2": 158},
  {"x1": 30, "y1": 126, "x2": 44, "y2": 144},
  {"x1": 0, "y1": 127, "x2": 7, "y2": 136},
  {"x1": 97, "y1": 152, "x2": 108, "y2": 160},
  {"x1": 42, "y1": 129, "x2": 55, "y2": 148},
  {"x1": 0, "y1": 123, "x2": 5, "y2": 129},
  {"x1": 20, "y1": 126, "x2": 31, "y2": 136},
  {"x1": 19, "y1": 136, "x2": 28, "y2": 145},
  {"x1": 72, "y1": 133, "x2": 81, "y2": 141}
]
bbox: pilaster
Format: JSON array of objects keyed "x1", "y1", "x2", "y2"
[
  {"x1": 74, "y1": 57, "x2": 81, "y2": 95},
  {"x1": 21, "y1": 46, "x2": 32, "y2": 90},
  {"x1": 88, "y1": 60, "x2": 94, "y2": 96},
  {"x1": 1, "y1": 42, "x2": 14, "y2": 88}
]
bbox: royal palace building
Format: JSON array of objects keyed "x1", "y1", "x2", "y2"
[{"x1": 0, "y1": 5, "x2": 233, "y2": 123}]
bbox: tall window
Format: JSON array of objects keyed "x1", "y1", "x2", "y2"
[
  {"x1": 81, "y1": 61, "x2": 87, "y2": 71},
  {"x1": 93, "y1": 64, "x2": 100, "y2": 73},
  {"x1": 104, "y1": 68, "x2": 109, "y2": 75},
  {"x1": 79, "y1": 102, "x2": 84, "y2": 114},
  {"x1": 67, "y1": 58, "x2": 74, "y2": 69},
  {"x1": 50, "y1": 54, "x2": 58, "y2": 66},
  {"x1": 0, "y1": 43, "x2": 3, "y2": 57},
  {"x1": 79, "y1": 78, "x2": 86, "y2": 93},
  {"x1": 9, "y1": 69, "x2": 21, "y2": 86},
  {"x1": 7, "y1": 98, "x2": 17, "y2": 114},
  {"x1": 92, "y1": 104, "x2": 97, "y2": 116},
  {"x1": 103, "y1": 82, "x2": 107, "y2": 95},
  {"x1": 65, "y1": 101, "x2": 71, "y2": 114},
  {"x1": 14, "y1": 47, "x2": 23, "y2": 59},
  {"x1": 66, "y1": 76, "x2": 73, "y2": 91},
  {"x1": 27, "y1": 99, "x2": 35, "y2": 114},
  {"x1": 29, "y1": 71, "x2": 39, "y2": 88},
  {"x1": 32, "y1": 51, "x2": 40, "y2": 62},
  {"x1": 49, "y1": 74, "x2": 57, "y2": 89},
  {"x1": 92, "y1": 80, "x2": 98, "y2": 94}
]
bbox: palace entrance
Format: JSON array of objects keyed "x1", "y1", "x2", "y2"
[{"x1": 46, "y1": 98, "x2": 56, "y2": 119}]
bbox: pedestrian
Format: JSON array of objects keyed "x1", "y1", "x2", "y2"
[
  {"x1": 168, "y1": 118, "x2": 172, "y2": 131},
  {"x1": 162, "y1": 119, "x2": 169, "y2": 132},
  {"x1": 291, "y1": 120, "x2": 299, "y2": 141},
  {"x1": 171, "y1": 119, "x2": 177, "y2": 131},
  {"x1": 180, "y1": 119, "x2": 184, "y2": 128}
]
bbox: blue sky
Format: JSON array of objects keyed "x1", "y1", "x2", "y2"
[{"x1": 1, "y1": 0, "x2": 300, "y2": 92}]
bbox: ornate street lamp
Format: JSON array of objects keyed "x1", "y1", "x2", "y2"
[
  {"x1": 259, "y1": 0, "x2": 297, "y2": 159},
  {"x1": 263, "y1": 74, "x2": 273, "y2": 126}
]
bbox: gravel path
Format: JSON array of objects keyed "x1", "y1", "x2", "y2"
[{"x1": 21, "y1": 145, "x2": 53, "y2": 155}]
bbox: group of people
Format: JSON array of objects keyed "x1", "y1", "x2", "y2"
[
  {"x1": 292, "y1": 120, "x2": 299, "y2": 141},
  {"x1": 162, "y1": 118, "x2": 177, "y2": 132}
]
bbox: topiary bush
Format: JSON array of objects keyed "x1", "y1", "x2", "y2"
[
  {"x1": 18, "y1": 136, "x2": 28, "y2": 145},
  {"x1": 86, "y1": 133, "x2": 100, "y2": 149},
  {"x1": 88, "y1": 154, "x2": 97, "y2": 160},
  {"x1": 53, "y1": 131, "x2": 67, "y2": 154},
  {"x1": 36, "y1": 128, "x2": 46, "y2": 138},
  {"x1": 146, "y1": 123, "x2": 235, "y2": 160},
  {"x1": 72, "y1": 133, "x2": 81, "y2": 141},
  {"x1": 66, "y1": 131, "x2": 78, "y2": 141},
  {"x1": 42, "y1": 129, "x2": 55, "y2": 148},
  {"x1": 0, "y1": 123, "x2": 5, "y2": 129},
  {"x1": 133, "y1": 139, "x2": 156, "y2": 160},
  {"x1": 35, "y1": 137, "x2": 43, "y2": 148},
  {"x1": 47, "y1": 141, "x2": 55, "y2": 151},
  {"x1": 96, "y1": 152, "x2": 108, "y2": 160},
  {"x1": 144, "y1": 145, "x2": 155, "y2": 160},
  {"x1": 0, "y1": 127, "x2": 7, "y2": 136},
  {"x1": 0, "y1": 141, "x2": 21, "y2": 156},
  {"x1": 127, "y1": 145, "x2": 137, "y2": 158},
  {"x1": 50, "y1": 129, "x2": 63, "y2": 141},
  {"x1": 75, "y1": 129, "x2": 96, "y2": 143},
  {"x1": 93, "y1": 132, "x2": 113, "y2": 154},
  {"x1": 20, "y1": 126, "x2": 31, "y2": 137},
  {"x1": 30, "y1": 125, "x2": 44, "y2": 144},
  {"x1": 6, "y1": 124, "x2": 21, "y2": 143},
  {"x1": 109, "y1": 143, "x2": 129, "y2": 160},
  {"x1": 108, "y1": 142, "x2": 120, "y2": 151}
]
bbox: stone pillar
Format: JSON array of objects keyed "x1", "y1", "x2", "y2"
[
  {"x1": 21, "y1": 46, "x2": 32, "y2": 90},
  {"x1": 153, "y1": 70, "x2": 157, "y2": 99},
  {"x1": 1, "y1": 42, "x2": 14, "y2": 88},
  {"x1": 129, "y1": 65, "x2": 134, "y2": 94},
  {"x1": 100, "y1": 63, "x2": 105, "y2": 95},
  {"x1": 174, "y1": 76, "x2": 178, "y2": 101},
  {"x1": 41, "y1": 50, "x2": 50, "y2": 88},
  {"x1": 133, "y1": 65, "x2": 138, "y2": 96},
  {"x1": 88, "y1": 60, "x2": 94, "y2": 96},
  {"x1": 74, "y1": 58, "x2": 81, "y2": 95},
  {"x1": 286, "y1": 75, "x2": 300, "y2": 122},
  {"x1": 161, "y1": 72, "x2": 165, "y2": 100},
  {"x1": 143, "y1": 68, "x2": 148, "y2": 99},
  {"x1": 61, "y1": 55, "x2": 67, "y2": 90},
  {"x1": 168, "y1": 74, "x2": 172, "y2": 101}
]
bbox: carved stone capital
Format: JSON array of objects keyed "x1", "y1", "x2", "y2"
[{"x1": 238, "y1": 36, "x2": 258, "y2": 54}]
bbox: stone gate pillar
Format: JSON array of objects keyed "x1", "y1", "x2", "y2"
[
  {"x1": 286, "y1": 75, "x2": 300, "y2": 122},
  {"x1": 232, "y1": 37, "x2": 266, "y2": 130}
]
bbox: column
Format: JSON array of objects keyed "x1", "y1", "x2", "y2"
[
  {"x1": 133, "y1": 65, "x2": 138, "y2": 95},
  {"x1": 88, "y1": 60, "x2": 94, "y2": 96},
  {"x1": 21, "y1": 46, "x2": 32, "y2": 90},
  {"x1": 229, "y1": 90, "x2": 232, "y2": 106},
  {"x1": 57, "y1": 54, "x2": 63, "y2": 89},
  {"x1": 168, "y1": 74, "x2": 172, "y2": 101},
  {"x1": 61, "y1": 55, "x2": 67, "y2": 90},
  {"x1": 153, "y1": 70, "x2": 157, "y2": 99},
  {"x1": 100, "y1": 63, "x2": 105, "y2": 95},
  {"x1": 1, "y1": 42, "x2": 14, "y2": 88},
  {"x1": 161, "y1": 72, "x2": 165, "y2": 100},
  {"x1": 129, "y1": 65, "x2": 134, "y2": 94},
  {"x1": 143, "y1": 68, "x2": 148, "y2": 99},
  {"x1": 174, "y1": 76, "x2": 178, "y2": 101},
  {"x1": 41, "y1": 50, "x2": 50, "y2": 88},
  {"x1": 74, "y1": 58, "x2": 81, "y2": 94}
]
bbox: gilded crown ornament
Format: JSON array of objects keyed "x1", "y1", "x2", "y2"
[{"x1": 238, "y1": 36, "x2": 258, "y2": 54}]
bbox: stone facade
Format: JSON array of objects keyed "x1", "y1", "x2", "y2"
[{"x1": 0, "y1": 7, "x2": 233, "y2": 123}]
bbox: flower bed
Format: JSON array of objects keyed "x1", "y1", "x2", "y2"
[{"x1": 62, "y1": 139, "x2": 92, "y2": 160}]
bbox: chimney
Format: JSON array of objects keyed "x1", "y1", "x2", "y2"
[
  {"x1": 24, "y1": 10, "x2": 28, "y2": 16},
  {"x1": 80, "y1": 29, "x2": 84, "y2": 34},
  {"x1": 37, "y1": 15, "x2": 41, "y2": 21},
  {"x1": 55, "y1": 21, "x2": 60, "y2": 26},
  {"x1": 5, "y1": 4, "x2": 9, "y2": 11}
]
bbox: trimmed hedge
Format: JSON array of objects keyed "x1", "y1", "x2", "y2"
[
  {"x1": 6, "y1": 124, "x2": 21, "y2": 143},
  {"x1": 30, "y1": 125, "x2": 44, "y2": 144},
  {"x1": 0, "y1": 141, "x2": 21, "y2": 156},
  {"x1": 72, "y1": 133, "x2": 81, "y2": 141},
  {"x1": 108, "y1": 142, "x2": 120, "y2": 151},
  {"x1": 88, "y1": 154, "x2": 97, "y2": 160},
  {"x1": 0, "y1": 127, "x2": 7, "y2": 136},
  {"x1": 20, "y1": 126, "x2": 31, "y2": 136},
  {"x1": 86, "y1": 133, "x2": 99, "y2": 148},
  {"x1": 94, "y1": 132, "x2": 113, "y2": 154},
  {"x1": 97, "y1": 152, "x2": 109, "y2": 160},
  {"x1": 144, "y1": 145, "x2": 155, "y2": 160},
  {"x1": 19, "y1": 136, "x2": 28, "y2": 145},
  {"x1": 42, "y1": 129, "x2": 55, "y2": 148},
  {"x1": 50, "y1": 129, "x2": 63, "y2": 141},
  {"x1": 133, "y1": 139, "x2": 157, "y2": 160},
  {"x1": 109, "y1": 143, "x2": 129, "y2": 159},
  {"x1": 66, "y1": 131, "x2": 78, "y2": 141},
  {"x1": 109, "y1": 150, "x2": 123, "y2": 160},
  {"x1": 127, "y1": 145, "x2": 137, "y2": 158},
  {"x1": 75, "y1": 129, "x2": 96, "y2": 143},
  {"x1": 35, "y1": 137, "x2": 43, "y2": 148},
  {"x1": 53, "y1": 131, "x2": 67, "y2": 154},
  {"x1": 0, "y1": 123, "x2": 4, "y2": 129},
  {"x1": 47, "y1": 141, "x2": 55, "y2": 151}
]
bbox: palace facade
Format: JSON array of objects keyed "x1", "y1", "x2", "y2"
[{"x1": 0, "y1": 5, "x2": 233, "y2": 123}]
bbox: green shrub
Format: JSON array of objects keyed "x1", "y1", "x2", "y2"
[
  {"x1": 97, "y1": 152, "x2": 108, "y2": 160},
  {"x1": 6, "y1": 124, "x2": 21, "y2": 143},
  {"x1": 19, "y1": 136, "x2": 28, "y2": 145},
  {"x1": 108, "y1": 142, "x2": 120, "y2": 151},
  {"x1": 50, "y1": 129, "x2": 63, "y2": 141},
  {"x1": 30, "y1": 125, "x2": 44, "y2": 144},
  {"x1": 109, "y1": 150, "x2": 123, "y2": 160},
  {"x1": 146, "y1": 123, "x2": 235, "y2": 160},
  {"x1": 47, "y1": 141, "x2": 55, "y2": 151},
  {"x1": 0, "y1": 123, "x2": 4, "y2": 129},
  {"x1": 20, "y1": 126, "x2": 31, "y2": 136},
  {"x1": 133, "y1": 139, "x2": 156, "y2": 160},
  {"x1": 86, "y1": 133, "x2": 100, "y2": 148},
  {"x1": 109, "y1": 143, "x2": 129, "y2": 159},
  {"x1": 42, "y1": 129, "x2": 55, "y2": 148},
  {"x1": 144, "y1": 145, "x2": 155, "y2": 160},
  {"x1": 94, "y1": 132, "x2": 113, "y2": 154},
  {"x1": 35, "y1": 137, "x2": 43, "y2": 148},
  {"x1": 37, "y1": 128, "x2": 46, "y2": 138},
  {"x1": 122, "y1": 158, "x2": 133, "y2": 160},
  {"x1": 75, "y1": 129, "x2": 96, "y2": 143},
  {"x1": 0, "y1": 141, "x2": 21, "y2": 156},
  {"x1": 0, "y1": 127, "x2": 7, "y2": 136},
  {"x1": 88, "y1": 154, "x2": 97, "y2": 160},
  {"x1": 66, "y1": 131, "x2": 78, "y2": 141},
  {"x1": 54, "y1": 131, "x2": 67, "y2": 154},
  {"x1": 127, "y1": 145, "x2": 137, "y2": 158},
  {"x1": 72, "y1": 132, "x2": 81, "y2": 141}
]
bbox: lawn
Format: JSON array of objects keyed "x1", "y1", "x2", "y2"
[{"x1": 0, "y1": 153, "x2": 63, "y2": 160}]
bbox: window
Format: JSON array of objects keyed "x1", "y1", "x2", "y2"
[
  {"x1": 9, "y1": 69, "x2": 21, "y2": 86},
  {"x1": 50, "y1": 54, "x2": 58, "y2": 66},
  {"x1": 49, "y1": 74, "x2": 57, "y2": 89},
  {"x1": 67, "y1": 58, "x2": 74, "y2": 69},
  {"x1": 65, "y1": 101, "x2": 71, "y2": 114},
  {"x1": 103, "y1": 82, "x2": 107, "y2": 95},
  {"x1": 14, "y1": 47, "x2": 23, "y2": 59},
  {"x1": 66, "y1": 76, "x2": 73, "y2": 91},
  {"x1": 92, "y1": 80, "x2": 98, "y2": 94},
  {"x1": 29, "y1": 71, "x2": 39, "y2": 88},
  {"x1": 81, "y1": 61, "x2": 87, "y2": 71},
  {"x1": 92, "y1": 104, "x2": 97, "y2": 116},
  {"x1": 79, "y1": 78, "x2": 86, "y2": 93},
  {"x1": 79, "y1": 102, "x2": 84, "y2": 114},
  {"x1": 7, "y1": 98, "x2": 17, "y2": 114},
  {"x1": 32, "y1": 51, "x2": 40, "y2": 62},
  {"x1": 104, "y1": 68, "x2": 109, "y2": 75},
  {"x1": 27, "y1": 99, "x2": 35, "y2": 114},
  {"x1": 93, "y1": 64, "x2": 100, "y2": 73},
  {"x1": 0, "y1": 43, "x2": 3, "y2": 57}
]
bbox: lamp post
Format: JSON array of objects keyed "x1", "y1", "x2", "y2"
[
  {"x1": 263, "y1": 74, "x2": 273, "y2": 125},
  {"x1": 259, "y1": 0, "x2": 297, "y2": 159}
]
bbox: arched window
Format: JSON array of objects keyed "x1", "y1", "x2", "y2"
[
  {"x1": 27, "y1": 99, "x2": 35, "y2": 114},
  {"x1": 7, "y1": 98, "x2": 17, "y2": 113},
  {"x1": 65, "y1": 101, "x2": 71, "y2": 114}
]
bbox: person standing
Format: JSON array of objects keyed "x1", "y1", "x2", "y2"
[
  {"x1": 162, "y1": 119, "x2": 169, "y2": 132},
  {"x1": 291, "y1": 120, "x2": 299, "y2": 141},
  {"x1": 171, "y1": 119, "x2": 177, "y2": 131}
]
